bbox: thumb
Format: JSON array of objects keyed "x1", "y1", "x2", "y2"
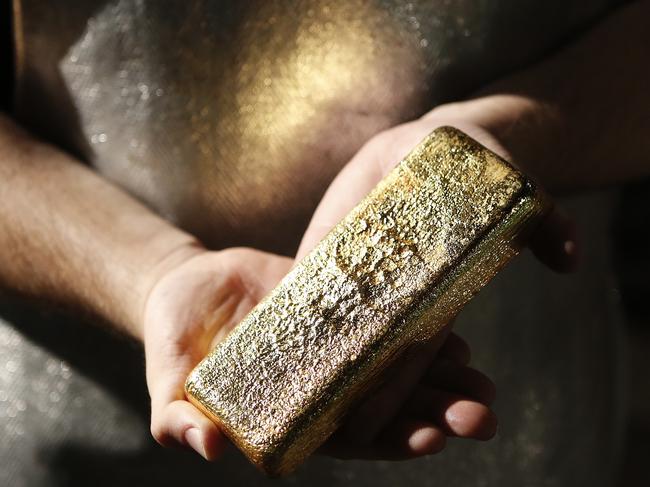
[{"x1": 145, "y1": 330, "x2": 227, "y2": 461}]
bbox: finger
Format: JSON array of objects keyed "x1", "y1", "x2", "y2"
[
  {"x1": 374, "y1": 418, "x2": 447, "y2": 460},
  {"x1": 424, "y1": 359, "x2": 496, "y2": 405},
  {"x1": 405, "y1": 386, "x2": 498, "y2": 440},
  {"x1": 323, "y1": 418, "x2": 446, "y2": 461},
  {"x1": 529, "y1": 205, "x2": 580, "y2": 273},
  {"x1": 150, "y1": 399, "x2": 227, "y2": 461},
  {"x1": 145, "y1": 331, "x2": 226, "y2": 460},
  {"x1": 437, "y1": 332, "x2": 471, "y2": 365},
  {"x1": 339, "y1": 325, "x2": 452, "y2": 445}
]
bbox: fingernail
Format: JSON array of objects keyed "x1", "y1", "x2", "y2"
[
  {"x1": 563, "y1": 240, "x2": 576, "y2": 256},
  {"x1": 563, "y1": 239, "x2": 580, "y2": 271},
  {"x1": 185, "y1": 427, "x2": 207, "y2": 460}
]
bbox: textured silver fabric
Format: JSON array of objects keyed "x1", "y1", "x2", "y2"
[
  {"x1": 6, "y1": 0, "x2": 625, "y2": 485},
  {"x1": 15, "y1": 0, "x2": 615, "y2": 253}
]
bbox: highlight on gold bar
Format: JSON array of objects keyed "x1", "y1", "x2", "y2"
[{"x1": 185, "y1": 126, "x2": 550, "y2": 476}]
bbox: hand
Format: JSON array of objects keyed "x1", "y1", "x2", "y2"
[
  {"x1": 296, "y1": 108, "x2": 579, "y2": 460},
  {"x1": 144, "y1": 246, "x2": 496, "y2": 463},
  {"x1": 321, "y1": 331, "x2": 498, "y2": 459},
  {"x1": 296, "y1": 110, "x2": 579, "y2": 272},
  {"x1": 143, "y1": 246, "x2": 292, "y2": 460}
]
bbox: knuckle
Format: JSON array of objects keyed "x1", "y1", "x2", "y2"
[{"x1": 150, "y1": 418, "x2": 171, "y2": 446}]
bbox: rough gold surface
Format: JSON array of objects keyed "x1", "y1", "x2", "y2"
[{"x1": 185, "y1": 127, "x2": 549, "y2": 475}]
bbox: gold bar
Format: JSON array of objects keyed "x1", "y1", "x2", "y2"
[{"x1": 185, "y1": 126, "x2": 549, "y2": 475}]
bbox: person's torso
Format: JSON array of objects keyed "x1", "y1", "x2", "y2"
[{"x1": 13, "y1": 0, "x2": 619, "y2": 254}]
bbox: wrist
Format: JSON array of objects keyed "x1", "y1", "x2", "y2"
[{"x1": 124, "y1": 228, "x2": 206, "y2": 341}]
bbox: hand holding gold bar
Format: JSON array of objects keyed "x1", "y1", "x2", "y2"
[{"x1": 185, "y1": 126, "x2": 550, "y2": 475}]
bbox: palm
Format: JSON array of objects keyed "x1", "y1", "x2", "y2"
[{"x1": 143, "y1": 248, "x2": 292, "y2": 459}]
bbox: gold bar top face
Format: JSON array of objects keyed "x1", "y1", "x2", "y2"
[{"x1": 185, "y1": 127, "x2": 548, "y2": 475}]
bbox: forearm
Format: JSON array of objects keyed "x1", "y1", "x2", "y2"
[
  {"x1": 0, "y1": 115, "x2": 202, "y2": 339},
  {"x1": 430, "y1": 0, "x2": 650, "y2": 191}
]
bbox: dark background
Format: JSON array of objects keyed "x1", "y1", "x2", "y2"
[{"x1": 614, "y1": 184, "x2": 650, "y2": 486}]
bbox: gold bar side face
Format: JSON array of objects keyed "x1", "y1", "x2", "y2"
[{"x1": 185, "y1": 126, "x2": 549, "y2": 475}]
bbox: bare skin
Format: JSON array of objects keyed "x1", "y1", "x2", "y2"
[{"x1": 0, "y1": 0, "x2": 648, "y2": 463}]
